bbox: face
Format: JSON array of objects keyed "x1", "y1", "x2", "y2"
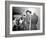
[{"x1": 27, "y1": 12, "x2": 30, "y2": 15}]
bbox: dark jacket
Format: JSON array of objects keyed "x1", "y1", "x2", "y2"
[{"x1": 31, "y1": 13, "x2": 38, "y2": 30}]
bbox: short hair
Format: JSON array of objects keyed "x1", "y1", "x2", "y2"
[{"x1": 26, "y1": 10, "x2": 31, "y2": 14}]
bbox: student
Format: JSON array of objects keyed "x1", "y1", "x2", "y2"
[
  {"x1": 31, "y1": 13, "x2": 38, "y2": 30},
  {"x1": 23, "y1": 10, "x2": 31, "y2": 30}
]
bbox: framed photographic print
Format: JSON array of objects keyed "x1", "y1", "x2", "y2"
[{"x1": 5, "y1": 1, "x2": 45, "y2": 37}]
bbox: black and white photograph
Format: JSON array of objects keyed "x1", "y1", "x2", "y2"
[
  {"x1": 5, "y1": 1, "x2": 44, "y2": 37},
  {"x1": 10, "y1": 4, "x2": 43, "y2": 34},
  {"x1": 12, "y1": 7, "x2": 40, "y2": 31}
]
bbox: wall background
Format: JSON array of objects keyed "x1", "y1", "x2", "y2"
[{"x1": 0, "y1": 0, "x2": 46, "y2": 38}]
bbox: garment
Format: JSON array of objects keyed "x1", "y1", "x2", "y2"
[
  {"x1": 12, "y1": 25, "x2": 18, "y2": 31},
  {"x1": 22, "y1": 15, "x2": 31, "y2": 30},
  {"x1": 31, "y1": 14, "x2": 38, "y2": 30}
]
